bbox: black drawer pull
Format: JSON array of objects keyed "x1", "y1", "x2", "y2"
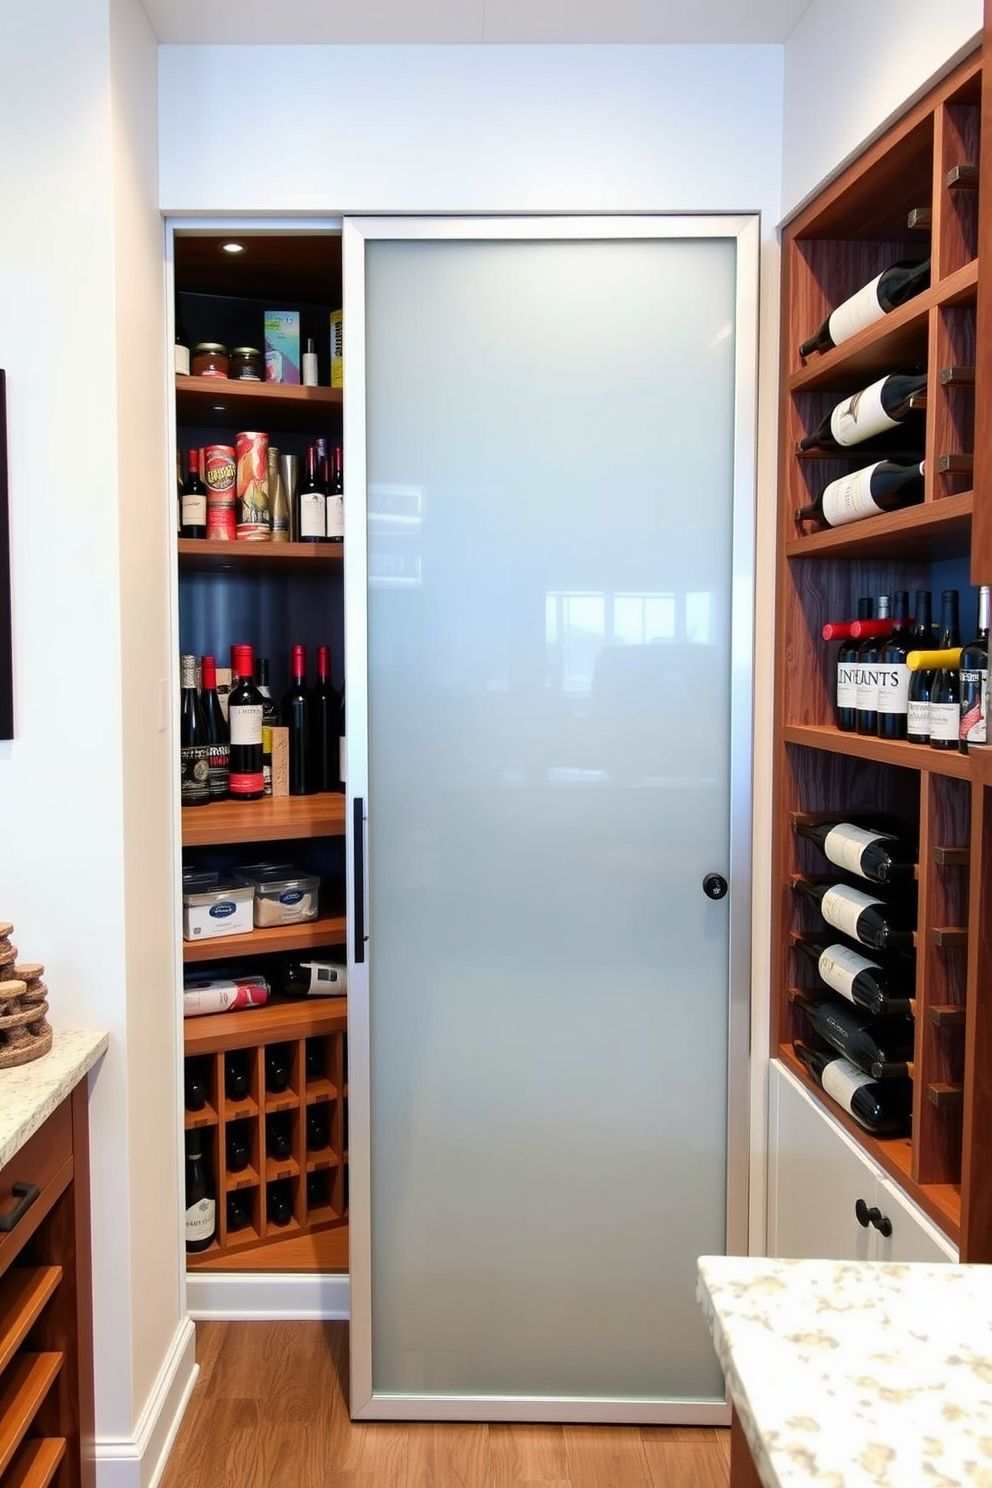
[
  {"x1": 0, "y1": 1181, "x2": 41, "y2": 1232},
  {"x1": 855, "y1": 1197, "x2": 893, "y2": 1238}
]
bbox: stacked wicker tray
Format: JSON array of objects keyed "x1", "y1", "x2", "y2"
[{"x1": 0, "y1": 922, "x2": 52, "y2": 1068}]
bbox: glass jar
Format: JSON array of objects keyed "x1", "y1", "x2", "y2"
[
  {"x1": 191, "y1": 342, "x2": 229, "y2": 378},
  {"x1": 230, "y1": 346, "x2": 263, "y2": 382}
]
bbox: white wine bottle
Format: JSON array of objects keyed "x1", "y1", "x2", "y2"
[
  {"x1": 793, "y1": 934, "x2": 914, "y2": 1016},
  {"x1": 798, "y1": 258, "x2": 931, "y2": 359},
  {"x1": 793, "y1": 1041, "x2": 912, "y2": 1135},
  {"x1": 797, "y1": 372, "x2": 926, "y2": 453},
  {"x1": 792, "y1": 874, "x2": 915, "y2": 953},
  {"x1": 794, "y1": 460, "x2": 924, "y2": 530}
]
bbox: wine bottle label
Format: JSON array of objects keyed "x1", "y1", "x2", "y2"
[
  {"x1": 820, "y1": 883, "x2": 883, "y2": 939},
  {"x1": 875, "y1": 664, "x2": 911, "y2": 715},
  {"x1": 299, "y1": 961, "x2": 347, "y2": 995},
  {"x1": 207, "y1": 743, "x2": 230, "y2": 799},
  {"x1": 229, "y1": 702, "x2": 263, "y2": 746},
  {"x1": 829, "y1": 376, "x2": 900, "y2": 447},
  {"x1": 823, "y1": 824, "x2": 895, "y2": 877},
  {"x1": 820, "y1": 1056, "x2": 875, "y2": 1113},
  {"x1": 325, "y1": 494, "x2": 344, "y2": 540},
  {"x1": 300, "y1": 491, "x2": 324, "y2": 538},
  {"x1": 836, "y1": 661, "x2": 858, "y2": 708},
  {"x1": 960, "y1": 667, "x2": 988, "y2": 744},
  {"x1": 185, "y1": 1197, "x2": 215, "y2": 1242},
  {"x1": 817, "y1": 942, "x2": 881, "y2": 1002},
  {"x1": 820, "y1": 465, "x2": 887, "y2": 527},
  {"x1": 929, "y1": 701, "x2": 959, "y2": 742},
  {"x1": 855, "y1": 663, "x2": 882, "y2": 713},
  {"x1": 907, "y1": 699, "x2": 930, "y2": 739},
  {"x1": 182, "y1": 493, "x2": 207, "y2": 527},
  {"x1": 826, "y1": 273, "x2": 886, "y2": 348},
  {"x1": 180, "y1": 745, "x2": 211, "y2": 805}
]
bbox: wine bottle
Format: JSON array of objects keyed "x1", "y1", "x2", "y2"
[
  {"x1": 184, "y1": 1130, "x2": 216, "y2": 1252},
  {"x1": 298, "y1": 444, "x2": 325, "y2": 543},
  {"x1": 305, "y1": 1040, "x2": 326, "y2": 1079},
  {"x1": 265, "y1": 1044, "x2": 291, "y2": 1094},
  {"x1": 179, "y1": 653, "x2": 211, "y2": 807},
  {"x1": 268, "y1": 446, "x2": 290, "y2": 544},
  {"x1": 792, "y1": 874, "x2": 915, "y2": 953},
  {"x1": 794, "y1": 461, "x2": 925, "y2": 530},
  {"x1": 793, "y1": 934, "x2": 915, "y2": 1016},
  {"x1": 228, "y1": 644, "x2": 265, "y2": 800},
  {"x1": 200, "y1": 655, "x2": 229, "y2": 801},
  {"x1": 792, "y1": 1041, "x2": 913, "y2": 1135},
  {"x1": 855, "y1": 594, "x2": 890, "y2": 736},
  {"x1": 793, "y1": 817, "x2": 917, "y2": 885},
  {"x1": 302, "y1": 337, "x2": 319, "y2": 388},
  {"x1": 325, "y1": 445, "x2": 344, "y2": 544},
  {"x1": 306, "y1": 1171, "x2": 330, "y2": 1209},
  {"x1": 836, "y1": 597, "x2": 872, "y2": 732},
  {"x1": 823, "y1": 614, "x2": 891, "y2": 643},
  {"x1": 929, "y1": 590, "x2": 961, "y2": 751},
  {"x1": 181, "y1": 447, "x2": 207, "y2": 539},
  {"x1": 906, "y1": 590, "x2": 934, "y2": 745},
  {"x1": 796, "y1": 372, "x2": 927, "y2": 453},
  {"x1": 224, "y1": 1051, "x2": 250, "y2": 1102},
  {"x1": 226, "y1": 1192, "x2": 251, "y2": 1233},
  {"x1": 314, "y1": 645, "x2": 342, "y2": 793},
  {"x1": 184, "y1": 1058, "x2": 207, "y2": 1112},
  {"x1": 306, "y1": 1105, "x2": 330, "y2": 1151},
  {"x1": 175, "y1": 312, "x2": 191, "y2": 377},
  {"x1": 226, "y1": 1121, "x2": 250, "y2": 1173},
  {"x1": 338, "y1": 685, "x2": 346, "y2": 795},
  {"x1": 253, "y1": 657, "x2": 281, "y2": 728},
  {"x1": 798, "y1": 258, "x2": 931, "y2": 359},
  {"x1": 266, "y1": 1180, "x2": 293, "y2": 1228},
  {"x1": 959, "y1": 584, "x2": 990, "y2": 752},
  {"x1": 876, "y1": 590, "x2": 913, "y2": 739},
  {"x1": 266, "y1": 1113, "x2": 293, "y2": 1160},
  {"x1": 282, "y1": 643, "x2": 315, "y2": 795},
  {"x1": 791, "y1": 990, "x2": 915, "y2": 1079},
  {"x1": 284, "y1": 958, "x2": 347, "y2": 998}
]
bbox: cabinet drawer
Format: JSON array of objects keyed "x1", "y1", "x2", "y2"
[{"x1": 0, "y1": 1103, "x2": 72, "y2": 1271}]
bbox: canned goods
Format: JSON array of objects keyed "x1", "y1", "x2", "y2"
[
  {"x1": 203, "y1": 444, "x2": 236, "y2": 541},
  {"x1": 235, "y1": 431, "x2": 271, "y2": 541}
]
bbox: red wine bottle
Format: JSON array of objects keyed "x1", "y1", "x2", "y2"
[
  {"x1": 906, "y1": 590, "x2": 934, "y2": 744},
  {"x1": 224, "y1": 1051, "x2": 249, "y2": 1102},
  {"x1": 226, "y1": 1193, "x2": 251, "y2": 1232},
  {"x1": 959, "y1": 584, "x2": 990, "y2": 752},
  {"x1": 794, "y1": 461, "x2": 925, "y2": 530},
  {"x1": 306, "y1": 1105, "x2": 330, "y2": 1151},
  {"x1": 266, "y1": 1180, "x2": 293, "y2": 1227},
  {"x1": 266, "y1": 1113, "x2": 293, "y2": 1160},
  {"x1": 314, "y1": 644, "x2": 342, "y2": 793},
  {"x1": 793, "y1": 817, "x2": 917, "y2": 885},
  {"x1": 184, "y1": 1130, "x2": 216, "y2": 1252},
  {"x1": 180, "y1": 653, "x2": 211, "y2": 807},
  {"x1": 265, "y1": 1044, "x2": 292, "y2": 1094},
  {"x1": 228, "y1": 644, "x2": 265, "y2": 800},
  {"x1": 796, "y1": 372, "x2": 927, "y2": 453},
  {"x1": 929, "y1": 590, "x2": 961, "y2": 751},
  {"x1": 792, "y1": 874, "x2": 915, "y2": 953},
  {"x1": 798, "y1": 258, "x2": 931, "y2": 359},
  {"x1": 226, "y1": 1122, "x2": 251, "y2": 1173},
  {"x1": 298, "y1": 444, "x2": 325, "y2": 543},
  {"x1": 791, "y1": 990, "x2": 914, "y2": 1079},
  {"x1": 200, "y1": 655, "x2": 229, "y2": 801},
  {"x1": 184, "y1": 1057, "x2": 208, "y2": 1112},
  {"x1": 181, "y1": 447, "x2": 207, "y2": 539},
  {"x1": 835, "y1": 597, "x2": 872, "y2": 732},
  {"x1": 793, "y1": 934, "x2": 915, "y2": 1016},
  {"x1": 793, "y1": 1041, "x2": 913, "y2": 1135},
  {"x1": 282, "y1": 643, "x2": 315, "y2": 795},
  {"x1": 823, "y1": 615, "x2": 892, "y2": 643},
  {"x1": 876, "y1": 590, "x2": 913, "y2": 740},
  {"x1": 855, "y1": 594, "x2": 890, "y2": 736}
]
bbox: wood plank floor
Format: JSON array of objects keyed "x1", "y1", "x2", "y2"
[{"x1": 160, "y1": 1322, "x2": 730, "y2": 1488}]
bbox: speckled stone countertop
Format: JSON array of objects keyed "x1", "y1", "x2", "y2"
[
  {"x1": 0, "y1": 1029, "x2": 108, "y2": 1167},
  {"x1": 697, "y1": 1255, "x2": 992, "y2": 1488}
]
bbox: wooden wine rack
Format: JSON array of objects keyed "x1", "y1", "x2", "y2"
[{"x1": 771, "y1": 47, "x2": 992, "y2": 1255}]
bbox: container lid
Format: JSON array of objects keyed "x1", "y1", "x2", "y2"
[
  {"x1": 235, "y1": 864, "x2": 318, "y2": 890},
  {"x1": 231, "y1": 346, "x2": 262, "y2": 357},
  {"x1": 183, "y1": 877, "x2": 254, "y2": 906},
  {"x1": 193, "y1": 342, "x2": 228, "y2": 355},
  {"x1": 182, "y1": 868, "x2": 219, "y2": 888}
]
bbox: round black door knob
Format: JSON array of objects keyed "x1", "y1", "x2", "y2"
[
  {"x1": 855, "y1": 1198, "x2": 893, "y2": 1237},
  {"x1": 702, "y1": 873, "x2": 728, "y2": 900}
]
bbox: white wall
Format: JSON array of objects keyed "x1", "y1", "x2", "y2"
[
  {"x1": 0, "y1": 0, "x2": 187, "y2": 1475},
  {"x1": 782, "y1": 0, "x2": 982, "y2": 218}
]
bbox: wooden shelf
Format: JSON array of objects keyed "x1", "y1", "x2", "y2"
[
  {"x1": 183, "y1": 1099, "x2": 218, "y2": 1130},
  {"x1": 225, "y1": 1165, "x2": 259, "y2": 1193},
  {"x1": 187, "y1": 1218, "x2": 348, "y2": 1273},
  {"x1": 181, "y1": 792, "x2": 345, "y2": 847},
  {"x1": 177, "y1": 538, "x2": 343, "y2": 575},
  {"x1": 3, "y1": 1437, "x2": 66, "y2": 1488},
  {"x1": 182, "y1": 912, "x2": 347, "y2": 964},
  {"x1": 184, "y1": 996, "x2": 347, "y2": 1055},
  {"x1": 785, "y1": 491, "x2": 972, "y2": 560},
  {"x1": 0, "y1": 1271, "x2": 61, "y2": 1377},
  {"x1": 0, "y1": 1355, "x2": 64, "y2": 1476},
  {"x1": 176, "y1": 375, "x2": 342, "y2": 432},
  {"x1": 782, "y1": 724, "x2": 975, "y2": 778},
  {"x1": 305, "y1": 1078, "x2": 339, "y2": 1105},
  {"x1": 264, "y1": 1156, "x2": 300, "y2": 1183}
]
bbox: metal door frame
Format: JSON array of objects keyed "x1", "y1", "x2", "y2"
[{"x1": 343, "y1": 214, "x2": 758, "y2": 1422}]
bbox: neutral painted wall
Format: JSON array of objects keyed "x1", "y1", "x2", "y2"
[
  {"x1": 781, "y1": 0, "x2": 982, "y2": 219},
  {"x1": 0, "y1": 0, "x2": 184, "y2": 1464}
]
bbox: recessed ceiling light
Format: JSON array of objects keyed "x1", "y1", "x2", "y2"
[{"x1": 222, "y1": 242, "x2": 245, "y2": 254}]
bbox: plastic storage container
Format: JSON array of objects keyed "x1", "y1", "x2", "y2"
[
  {"x1": 235, "y1": 862, "x2": 320, "y2": 927},
  {"x1": 183, "y1": 873, "x2": 254, "y2": 940}
]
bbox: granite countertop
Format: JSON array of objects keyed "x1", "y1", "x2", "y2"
[
  {"x1": 0, "y1": 1028, "x2": 108, "y2": 1167},
  {"x1": 697, "y1": 1254, "x2": 992, "y2": 1488}
]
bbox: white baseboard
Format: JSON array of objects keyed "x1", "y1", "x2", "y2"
[
  {"x1": 95, "y1": 1317, "x2": 198, "y2": 1488},
  {"x1": 185, "y1": 1269, "x2": 350, "y2": 1320}
]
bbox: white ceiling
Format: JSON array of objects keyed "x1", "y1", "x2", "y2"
[{"x1": 142, "y1": 0, "x2": 816, "y2": 45}]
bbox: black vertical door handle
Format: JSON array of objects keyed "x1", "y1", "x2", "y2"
[{"x1": 354, "y1": 797, "x2": 366, "y2": 963}]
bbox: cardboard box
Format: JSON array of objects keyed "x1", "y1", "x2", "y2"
[
  {"x1": 264, "y1": 311, "x2": 301, "y2": 384},
  {"x1": 330, "y1": 309, "x2": 343, "y2": 388},
  {"x1": 270, "y1": 725, "x2": 290, "y2": 797}
]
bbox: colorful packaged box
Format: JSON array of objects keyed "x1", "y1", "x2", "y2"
[
  {"x1": 264, "y1": 310, "x2": 301, "y2": 384},
  {"x1": 330, "y1": 309, "x2": 343, "y2": 388}
]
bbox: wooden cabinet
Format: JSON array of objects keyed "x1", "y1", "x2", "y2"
[
  {"x1": 0, "y1": 1086, "x2": 95, "y2": 1488},
  {"x1": 771, "y1": 45, "x2": 992, "y2": 1260},
  {"x1": 175, "y1": 230, "x2": 348, "y2": 1271}
]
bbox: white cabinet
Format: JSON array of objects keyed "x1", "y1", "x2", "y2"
[{"x1": 767, "y1": 1061, "x2": 957, "y2": 1264}]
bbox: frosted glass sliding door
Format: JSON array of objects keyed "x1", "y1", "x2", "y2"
[{"x1": 344, "y1": 217, "x2": 756, "y2": 1422}]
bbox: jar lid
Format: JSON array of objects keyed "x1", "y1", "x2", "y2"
[
  {"x1": 194, "y1": 341, "x2": 228, "y2": 354},
  {"x1": 231, "y1": 346, "x2": 261, "y2": 357}
]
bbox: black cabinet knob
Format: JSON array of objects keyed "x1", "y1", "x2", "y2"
[
  {"x1": 855, "y1": 1198, "x2": 893, "y2": 1237},
  {"x1": 702, "y1": 873, "x2": 728, "y2": 900}
]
